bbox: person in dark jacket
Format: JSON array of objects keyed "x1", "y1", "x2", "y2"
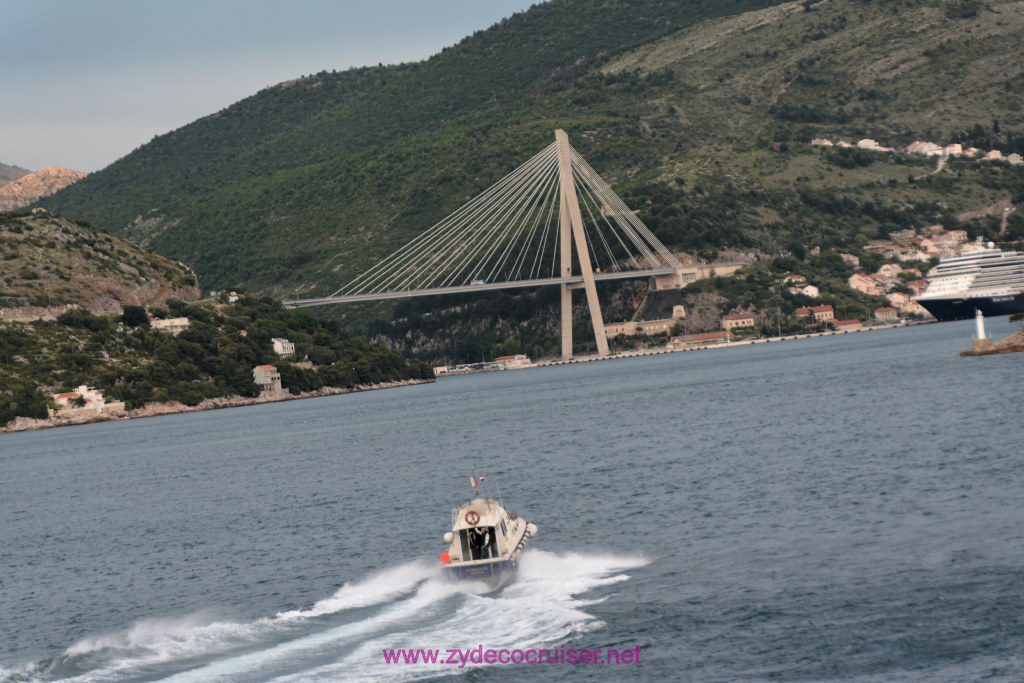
[{"x1": 471, "y1": 527, "x2": 491, "y2": 559}]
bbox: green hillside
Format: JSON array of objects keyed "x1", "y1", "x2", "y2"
[
  {"x1": 0, "y1": 294, "x2": 434, "y2": 427},
  {"x1": 35, "y1": 0, "x2": 1024, "y2": 360},
  {"x1": 36, "y1": 0, "x2": 795, "y2": 288}
]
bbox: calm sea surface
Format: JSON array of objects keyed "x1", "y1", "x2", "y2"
[{"x1": 2, "y1": 319, "x2": 1022, "y2": 682}]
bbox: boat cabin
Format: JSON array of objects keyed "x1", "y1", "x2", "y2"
[{"x1": 443, "y1": 496, "x2": 522, "y2": 564}]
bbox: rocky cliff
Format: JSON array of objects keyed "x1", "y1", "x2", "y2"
[{"x1": 0, "y1": 166, "x2": 86, "y2": 211}]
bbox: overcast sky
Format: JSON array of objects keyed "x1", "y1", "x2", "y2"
[{"x1": 1, "y1": 0, "x2": 540, "y2": 173}]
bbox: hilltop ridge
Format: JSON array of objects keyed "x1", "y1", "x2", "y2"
[
  {"x1": 0, "y1": 166, "x2": 86, "y2": 211},
  {"x1": 0, "y1": 209, "x2": 199, "y2": 318},
  {"x1": 0, "y1": 161, "x2": 30, "y2": 184}
]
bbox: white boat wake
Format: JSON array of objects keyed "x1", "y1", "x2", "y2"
[{"x1": 4, "y1": 551, "x2": 648, "y2": 683}]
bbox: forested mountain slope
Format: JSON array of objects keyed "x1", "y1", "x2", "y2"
[{"x1": 37, "y1": 0, "x2": 1024, "y2": 307}]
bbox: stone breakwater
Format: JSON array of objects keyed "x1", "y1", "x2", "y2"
[
  {"x1": 960, "y1": 330, "x2": 1024, "y2": 357},
  {"x1": 0, "y1": 380, "x2": 432, "y2": 434}
]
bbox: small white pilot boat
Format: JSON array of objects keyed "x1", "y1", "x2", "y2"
[{"x1": 440, "y1": 474, "x2": 537, "y2": 583}]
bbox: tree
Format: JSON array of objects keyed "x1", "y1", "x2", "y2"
[
  {"x1": 121, "y1": 305, "x2": 149, "y2": 328},
  {"x1": 57, "y1": 308, "x2": 107, "y2": 332}
]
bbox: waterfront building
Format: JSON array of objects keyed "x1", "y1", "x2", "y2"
[
  {"x1": 253, "y1": 365, "x2": 282, "y2": 394},
  {"x1": 50, "y1": 385, "x2": 126, "y2": 416},
  {"x1": 797, "y1": 305, "x2": 835, "y2": 323},
  {"x1": 494, "y1": 354, "x2": 531, "y2": 369},
  {"x1": 721, "y1": 313, "x2": 756, "y2": 331},
  {"x1": 668, "y1": 331, "x2": 734, "y2": 349},
  {"x1": 605, "y1": 318, "x2": 679, "y2": 337}
]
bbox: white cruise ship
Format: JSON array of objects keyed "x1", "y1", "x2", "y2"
[{"x1": 914, "y1": 239, "x2": 1024, "y2": 320}]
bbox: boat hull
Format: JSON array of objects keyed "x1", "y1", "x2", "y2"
[
  {"x1": 444, "y1": 556, "x2": 518, "y2": 581},
  {"x1": 916, "y1": 292, "x2": 1024, "y2": 321}
]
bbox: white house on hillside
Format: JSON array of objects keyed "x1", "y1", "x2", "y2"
[{"x1": 272, "y1": 337, "x2": 295, "y2": 357}]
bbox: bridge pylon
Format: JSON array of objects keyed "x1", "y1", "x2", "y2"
[
  {"x1": 556, "y1": 129, "x2": 609, "y2": 359},
  {"x1": 288, "y1": 129, "x2": 684, "y2": 361}
]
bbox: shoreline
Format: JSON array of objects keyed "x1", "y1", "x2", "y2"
[
  {"x1": 8, "y1": 319, "x2": 1005, "y2": 434},
  {"x1": 548, "y1": 320, "x2": 934, "y2": 365},
  {"x1": 442, "y1": 320, "x2": 934, "y2": 372},
  {"x1": 0, "y1": 379, "x2": 433, "y2": 435}
]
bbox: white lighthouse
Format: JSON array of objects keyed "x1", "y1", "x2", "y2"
[{"x1": 972, "y1": 309, "x2": 993, "y2": 353}]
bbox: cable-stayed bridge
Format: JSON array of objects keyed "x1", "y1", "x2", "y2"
[{"x1": 286, "y1": 130, "x2": 711, "y2": 359}]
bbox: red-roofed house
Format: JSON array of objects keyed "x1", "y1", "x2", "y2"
[
  {"x1": 809, "y1": 305, "x2": 835, "y2": 323},
  {"x1": 849, "y1": 273, "x2": 883, "y2": 296},
  {"x1": 874, "y1": 307, "x2": 898, "y2": 322},
  {"x1": 869, "y1": 273, "x2": 894, "y2": 292},
  {"x1": 50, "y1": 385, "x2": 126, "y2": 416},
  {"x1": 253, "y1": 365, "x2": 282, "y2": 394},
  {"x1": 834, "y1": 319, "x2": 862, "y2": 331},
  {"x1": 887, "y1": 292, "x2": 911, "y2": 308}
]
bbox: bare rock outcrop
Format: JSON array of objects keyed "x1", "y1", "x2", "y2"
[{"x1": 0, "y1": 166, "x2": 87, "y2": 210}]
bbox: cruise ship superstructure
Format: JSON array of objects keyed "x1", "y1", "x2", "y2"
[{"x1": 914, "y1": 240, "x2": 1024, "y2": 320}]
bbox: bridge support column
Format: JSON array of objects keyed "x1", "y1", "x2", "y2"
[
  {"x1": 557, "y1": 129, "x2": 609, "y2": 359},
  {"x1": 560, "y1": 285, "x2": 573, "y2": 359},
  {"x1": 560, "y1": 152, "x2": 573, "y2": 359}
]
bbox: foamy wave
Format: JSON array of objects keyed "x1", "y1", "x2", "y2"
[
  {"x1": 50, "y1": 612, "x2": 282, "y2": 683},
  {"x1": 48, "y1": 561, "x2": 437, "y2": 681},
  {"x1": 64, "y1": 612, "x2": 228, "y2": 656},
  {"x1": 276, "y1": 559, "x2": 434, "y2": 620},
  {"x1": 162, "y1": 571, "x2": 471, "y2": 682}
]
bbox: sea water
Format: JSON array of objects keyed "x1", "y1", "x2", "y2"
[{"x1": 2, "y1": 318, "x2": 1022, "y2": 682}]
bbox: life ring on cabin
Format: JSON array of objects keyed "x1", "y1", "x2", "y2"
[{"x1": 465, "y1": 510, "x2": 480, "y2": 526}]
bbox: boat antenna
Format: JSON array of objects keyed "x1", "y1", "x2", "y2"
[{"x1": 496, "y1": 479, "x2": 505, "y2": 511}]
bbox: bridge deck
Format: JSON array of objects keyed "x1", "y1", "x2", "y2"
[
  {"x1": 283, "y1": 263, "x2": 744, "y2": 309},
  {"x1": 284, "y1": 268, "x2": 678, "y2": 308}
]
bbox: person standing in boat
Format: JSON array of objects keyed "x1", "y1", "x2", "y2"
[{"x1": 472, "y1": 526, "x2": 491, "y2": 560}]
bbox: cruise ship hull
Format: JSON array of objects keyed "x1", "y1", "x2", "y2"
[{"x1": 916, "y1": 292, "x2": 1024, "y2": 321}]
